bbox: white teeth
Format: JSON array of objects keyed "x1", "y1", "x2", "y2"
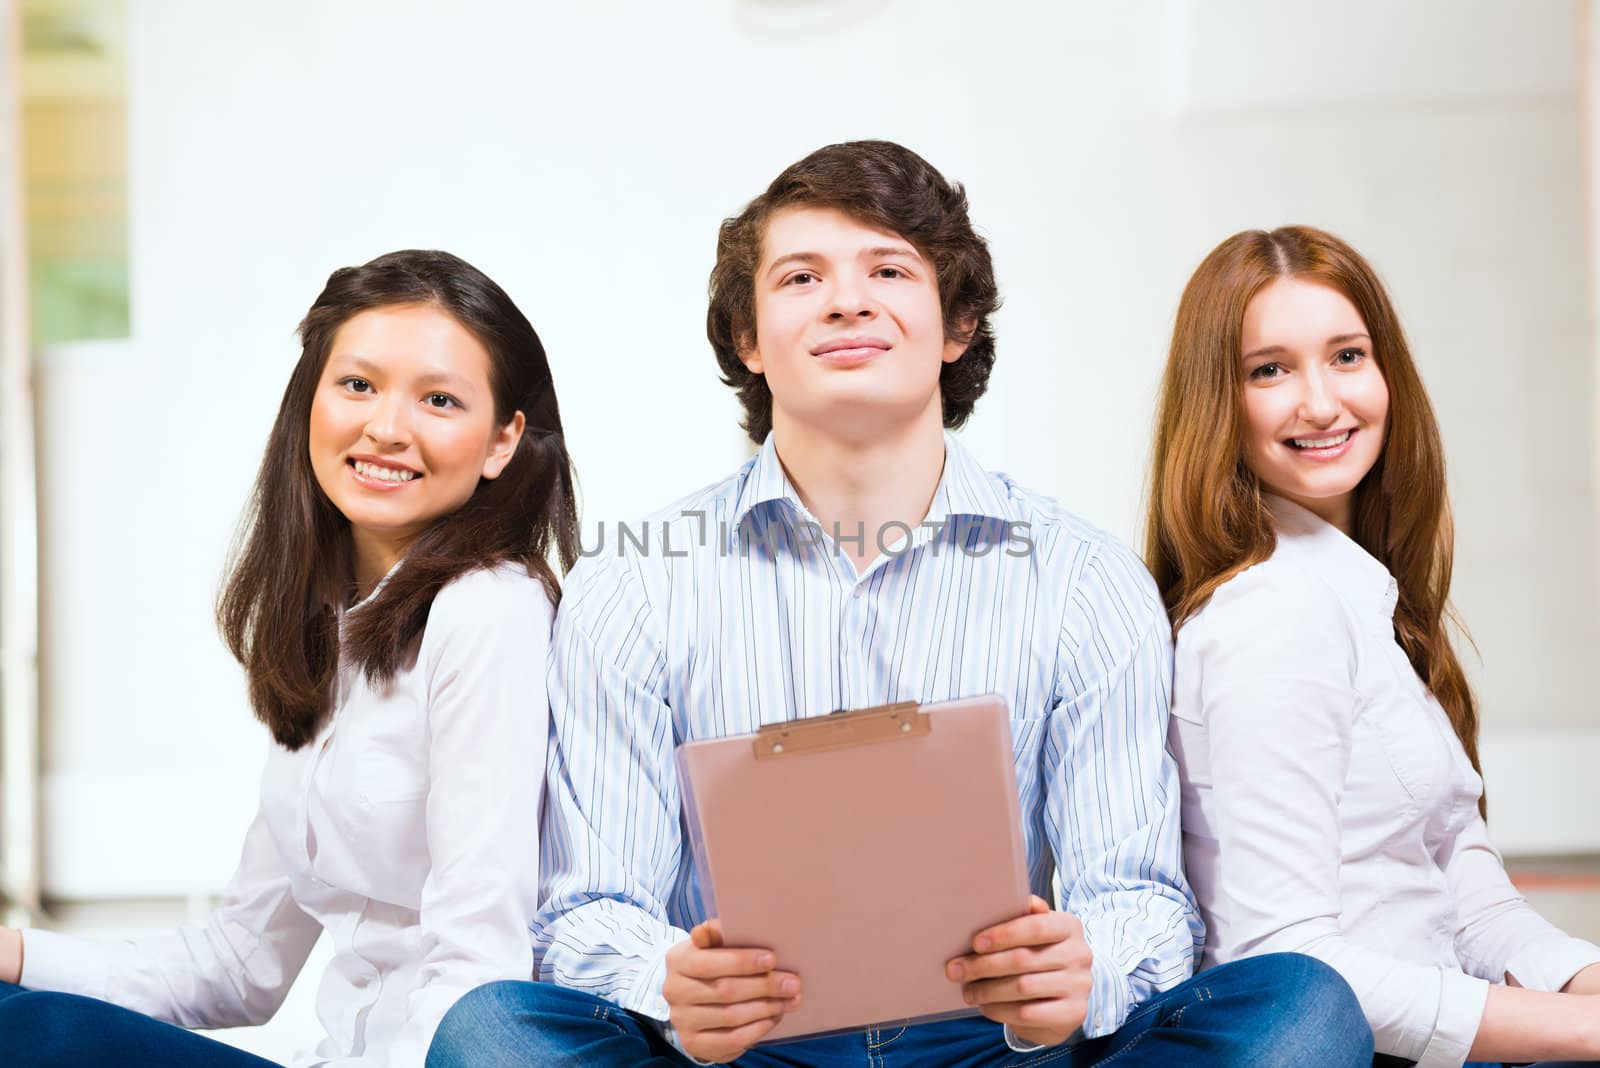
[
  {"x1": 354, "y1": 460, "x2": 418, "y2": 482},
  {"x1": 1291, "y1": 430, "x2": 1352, "y2": 449}
]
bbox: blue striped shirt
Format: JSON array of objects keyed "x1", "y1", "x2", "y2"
[{"x1": 535, "y1": 432, "x2": 1202, "y2": 1042}]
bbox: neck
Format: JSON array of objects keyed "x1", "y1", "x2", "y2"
[
  {"x1": 1292, "y1": 492, "x2": 1354, "y2": 538},
  {"x1": 350, "y1": 526, "x2": 414, "y2": 601},
  {"x1": 770, "y1": 399, "x2": 948, "y2": 574}
]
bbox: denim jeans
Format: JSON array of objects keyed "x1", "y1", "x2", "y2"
[
  {"x1": 427, "y1": 951, "x2": 1372, "y2": 1068},
  {"x1": 0, "y1": 981, "x2": 284, "y2": 1067},
  {"x1": 1380, "y1": 1059, "x2": 1595, "y2": 1067}
]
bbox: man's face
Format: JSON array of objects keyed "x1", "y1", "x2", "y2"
[{"x1": 741, "y1": 206, "x2": 968, "y2": 441}]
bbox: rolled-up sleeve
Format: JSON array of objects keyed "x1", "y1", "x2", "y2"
[
  {"x1": 385, "y1": 569, "x2": 553, "y2": 1068},
  {"x1": 1046, "y1": 540, "x2": 1204, "y2": 1039},
  {"x1": 20, "y1": 798, "x2": 321, "y2": 1029},
  {"x1": 1438, "y1": 810, "x2": 1600, "y2": 993},
  {"x1": 534, "y1": 551, "x2": 690, "y2": 1024}
]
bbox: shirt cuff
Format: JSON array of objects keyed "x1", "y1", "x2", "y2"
[
  {"x1": 16, "y1": 928, "x2": 109, "y2": 1001},
  {"x1": 1503, "y1": 935, "x2": 1600, "y2": 992},
  {"x1": 1077, "y1": 942, "x2": 1131, "y2": 1039},
  {"x1": 653, "y1": 1017, "x2": 720, "y2": 1066},
  {"x1": 617, "y1": 937, "x2": 676, "y2": 1021},
  {"x1": 1003, "y1": 1023, "x2": 1049, "y2": 1052},
  {"x1": 1413, "y1": 968, "x2": 1488, "y2": 1068}
]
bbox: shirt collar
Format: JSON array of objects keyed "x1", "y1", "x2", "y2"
[
  {"x1": 727, "y1": 431, "x2": 1024, "y2": 548},
  {"x1": 1265, "y1": 493, "x2": 1399, "y2": 623}
]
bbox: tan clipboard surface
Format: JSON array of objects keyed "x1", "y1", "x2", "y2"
[{"x1": 675, "y1": 694, "x2": 1031, "y2": 1043}]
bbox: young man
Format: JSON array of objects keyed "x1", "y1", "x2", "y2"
[{"x1": 427, "y1": 141, "x2": 1373, "y2": 1067}]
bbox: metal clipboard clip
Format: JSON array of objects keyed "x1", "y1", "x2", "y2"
[{"x1": 753, "y1": 700, "x2": 931, "y2": 760}]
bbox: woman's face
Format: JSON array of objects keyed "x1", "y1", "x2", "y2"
[
  {"x1": 308, "y1": 303, "x2": 524, "y2": 552},
  {"x1": 1239, "y1": 277, "x2": 1389, "y2": 534}
]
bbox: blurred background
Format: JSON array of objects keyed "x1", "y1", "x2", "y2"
[{"x1": 1, "y1": 0, "x2": 1597, "y2": 1058}]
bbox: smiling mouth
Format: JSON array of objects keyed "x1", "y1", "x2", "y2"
[
  {"x1": 349, "y1": 459, "x2": 421, "y2": 483},
  {"x1": 1287, "y1": 429, "x2": 1354, "y2": 450}
]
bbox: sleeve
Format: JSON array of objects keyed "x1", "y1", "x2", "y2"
[
  {"x1": 19, "y1": 786, "x2": 322, "y2": 1029},
  {"x1": 384, "y1": 569, "x2": 553, "y2": 1068},
  {"x1": 1437, "y1": 807, "x2": 1600, "y2": 992},
  {"x1": 533, "y1": 552, "x2": 692, "y2": 1030},
  {"x1": 1193, "y1": 571, "x2": 1487, "y2": 1068},
  {"x1": 1046, "y1": 539, "x2": 1205, "y2": 1041}
]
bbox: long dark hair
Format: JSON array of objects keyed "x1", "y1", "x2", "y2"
[
  {"x1": 218, "y1": 250, "x2": 579, "y2": 750},
  {"x1": 1144, "y1": 226, "x2": 1483, "y2": 812}
]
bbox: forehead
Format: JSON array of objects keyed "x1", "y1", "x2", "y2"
[
  {"x1": 328, "y1": 303, "x2": 491, "y2": 373},
  {"x1": 1242, "y1": 277, "x2": 1367, "y2": 346},
  {"x1": 757, "y1": 204, "x2": 920, "y2": 265}
]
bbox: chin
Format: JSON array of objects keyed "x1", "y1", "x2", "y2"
[{"x1": 339, "y1": 505, "x2": 425, "y2": 532}]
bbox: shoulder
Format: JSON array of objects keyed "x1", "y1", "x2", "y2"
[
  {"x1": 426, "y1": 562, "x2": 556, "y2": 640},
  {"x1": 990, "y1": 478, "x2": 1165, "y2": 663},
  {"x1": 1178, "y1": 545, "x2": 1360, "y2": 702},
  {"x1": 1000, "y1": 479, "x2": 1162, "y2": 616},
  {"x1": 561, "y1": 466, "x2": 749, "y2": 607},
  {"x1": 1188, "y1": 548, "x2": 1352, "y2": 645}
]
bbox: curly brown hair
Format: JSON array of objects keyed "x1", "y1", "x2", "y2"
[{"x1": 707, "y1": 140, "x2": 1001, "y2": 444}]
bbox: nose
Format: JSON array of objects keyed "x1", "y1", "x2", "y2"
[
  {"x1": 824, "y1": 276, "x2": 876, "y2": 322},
  {"x1": 1297, "y1": 366, "x2": 1340, "y2": 426},
  {"x1": 363, "y1": 393, "x2": 413, "y2": 448}
]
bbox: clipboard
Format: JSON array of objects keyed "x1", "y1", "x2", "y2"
[{"x1": 675, "y1": 694, "x2": 1030, "y2": 1043}]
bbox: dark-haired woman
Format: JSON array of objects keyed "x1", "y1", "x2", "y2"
[
  {"x1": 1147, "y1": 226, "x2": 1600, "y2": 1067},
  {"x1": 0, "y1": 249, "x2": 578, "y2": 1067}
]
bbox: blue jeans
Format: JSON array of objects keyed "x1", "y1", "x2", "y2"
[
  {"x1": 1383, "y1": 1060, "x2": 1595, "y2": 1067},
  {"x1": 1382, "y1": 1055, "x2": 1593, "y2": 1061},
  {"x1": 0, "y1": 981, "x2": 284, "y2": 1067},
  {"x1": 427, "y1": 952, "x2": 1372, "y2": 1067}
]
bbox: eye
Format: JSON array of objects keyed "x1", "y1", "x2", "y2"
[
  {"x1": 783, "y1": 271, "x2": 819, "y2": 286},
  {"x1": 1247, "y1": 362, "x2": 1284, "y2": 381},
  {"x1": 424, "y1": 393, "x2": 461, "y2": 410},
  {"x1": 339, "y1": 376, "x2": 373, "y2": 394},
  {"x1": 874, "y1": 266, "x2": 907, "y2": 279},
  {"x1": 1333, "y1": 347, "x2": 1366, "y2": 366}
]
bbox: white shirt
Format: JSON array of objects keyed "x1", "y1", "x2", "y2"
[
  {"x1": 21, "y1": 564, "x2": 552, "y2": 1068},
  {"x1": 1169, "y1": 495, "x2": 1600, "y2": 1068}
]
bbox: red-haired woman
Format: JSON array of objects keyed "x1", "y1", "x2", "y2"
[
  {"x1": 0, "y1": 249, "x2": 578, "y2": 1067},
  {"x1": 1148, "y1": 226, "x2": 1600, "y2": 1068}
]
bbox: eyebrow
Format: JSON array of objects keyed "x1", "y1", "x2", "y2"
[
  {"x1": 762, "y1": 245, "x2": 923, "y2": 280},
  {"x1": 1242, "y1": 332, "x2": 1371, "y2": 361},
  {"x1": 330, "y1": 354, "x2": 473, "y2": 390}
]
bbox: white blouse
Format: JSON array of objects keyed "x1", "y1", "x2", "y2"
[
  {"x1": 1169, "y1": 496, "x2": 1600, "y2": 1068},
  {"x1": 20, "y1": 564, "x2": 552, "y2": 1068}
]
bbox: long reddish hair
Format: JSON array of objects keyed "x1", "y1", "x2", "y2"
[{"x1": 1144, "y1": 226, "x2": 1483, "y2": 799}]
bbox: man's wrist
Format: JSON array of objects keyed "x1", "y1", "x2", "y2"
[
  {"x1": 0, "y1": 927, "x2": 23, "y2": 986},
  {"x1": 1009, "y1": 1023, "x2": 1070, "y2": 1049}
]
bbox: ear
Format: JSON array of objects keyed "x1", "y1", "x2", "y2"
[
  {"x1": 942, "y1": 317, "x2": 978, "y2": 364},
  {"x1": 481, "y1": 410, "x2": 526, "y2": 480},
  {"x1": 736, "y1": 330, "x2": 763, "y2": 375}
]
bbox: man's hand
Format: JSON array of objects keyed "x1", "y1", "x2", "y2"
[
  {"x1": 663, "y1": 919, "x2": 801, "y2": 1063},
  {"x1": 945, "y1": 896, "x2": 1092, "y2": 1048}
]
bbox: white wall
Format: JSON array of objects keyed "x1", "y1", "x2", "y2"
[{"x1": 35, "y1": 0, "x2": 1599, "y2": 897}]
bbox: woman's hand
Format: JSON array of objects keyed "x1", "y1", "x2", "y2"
[
  {"x1": 0, "y1": 927, "x2": 22, "y2": 986},
  {"x1": 945, "y1": 896, "x2": 1093, "y2": 1049}
]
